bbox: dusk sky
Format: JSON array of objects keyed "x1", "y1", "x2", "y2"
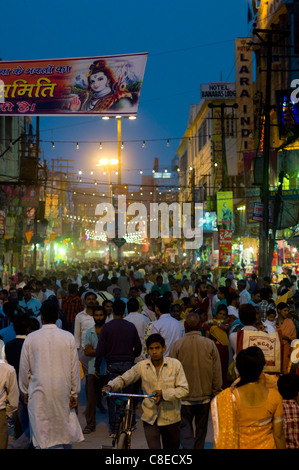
[{"x1": 2, "y1": 0, "x2": 250, "y2": 187}]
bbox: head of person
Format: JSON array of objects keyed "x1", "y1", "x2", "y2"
[
  {"x1": 8, "y1": 287, "x2": 17, "y2": 301},
  {"x1": 112, "y1": 299, "x2": 126, "y2": 318},
  {"x1": 84, "y1": 291, "x2": 98, "y2": 308},
  {"x1": 277, "y1": 302, "x2": 289, "y2": 319},
  {"x1": 239, "y1": 303, "x2": 257, "y2": 326},
  {"x1": 144, "y1": 293, "x2": 155, "y2": 310},
  {"x1": 235, "y1": 346, "x2": 266, "y2": 386},
  {"x1": 154, "y1": 297, "x2": 171, "y2": 318},
  {"x1": 102, "y1": 299, "x2": 114, "y2": 316},
  {"x1": 60, "y1": 279, "x2": 68, "y2": 290},
  {"x1": 68, "y1": 283, "x2": 78, "y2": 296},
  {"x1": 277, "y1": 373, "x2": 299, "y2": 400},
  {"x1": 184, "y1": 311, "x2": 202, "y2": 331},
  {"x1": 113, "y1": 287, "x2": 122, "y2": 300},
  {"x1": 28, "y1": 316, "x2": 40, "y2": 333},
  {"x1": 263, "y1": 276, "x2": 271, "y2": 286},
  {"x1": 217, "y1": 286, "x2": 227, "y2": 300},
  {"x1": 251, "y1": 289, "x2": 261, "y2": 304},
  {"x1": 227, "y1": 292, "x2": 240, "y2": 308},
  {"x1": 170, "y1": 303, "x2": 182, "y2": 321},
  {"x1": 237, "y1": 279, "x2": 246, "y2": 292},
  {"x1": 195, "y1": 281, "x2": 207, "y2": 297},
  {"x1": 215, "y1": 304, "x2": 228, "y2": 321},
  {"x1": 127, "y1": 297, "x2": 139, "y2": 314},
  {"x1": 129, "y1": 286, "x2": 138, "y2": 299},
  {"x1": 163, "y1": 290, "x2": 173, "y2": 303},
  {"x1": 22, "y1": 285, "x2": 32, "y2": 301},
  {"x1": 267, "y1": 308, "x2": 277, "y2": 323},
  {"x1": 98, "y1": 281, "x2": 108, "y2": 292},
  {"x1": 225, "y1": 278, "x2": 232, "y2": 289},
  {"x1": 156, "y1": 275, "x2": 163, "y2": 286},
  {"x1": 13, "y1": 313, "x2": 31, "y2": 336},
  {"x1": 92, "y1": 305, "x2": 106, "y2": 326},
  {"x1": 0, "y1": 289, "x2": 8, "y2": 302},
  {"x1": 146, "y1": 333, "x2": 166, "y2": 360},
  {"x1": 260, "y1": 287, "x2": 272, "y2": 301},
  {"x1": 40, "y1": 300, "x2": 59, "y2": 324}
]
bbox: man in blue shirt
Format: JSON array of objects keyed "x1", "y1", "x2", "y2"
[{"x1": 18, "y1": 285, "x2": 42, "y2": 317}]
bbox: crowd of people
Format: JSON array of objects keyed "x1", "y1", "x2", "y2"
[{"x1": 0, "y1": 259, "x2": 299, "y2": 450}]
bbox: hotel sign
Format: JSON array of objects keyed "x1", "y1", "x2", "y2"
[{"x1": 201, "y1": 82, "x2": 236, "y2": 100}]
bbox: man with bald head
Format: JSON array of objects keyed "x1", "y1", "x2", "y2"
[{"x1": 169, "y1": 311, "x2": 222, "y2": 449}]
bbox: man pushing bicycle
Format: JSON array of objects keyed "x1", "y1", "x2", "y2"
[{"x1": 102, "y1": 333, "x2": 189, "y2": 449}]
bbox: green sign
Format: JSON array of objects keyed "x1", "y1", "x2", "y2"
[{"x1": 113, "y1": 237, "x2": 126, "y2": 248}]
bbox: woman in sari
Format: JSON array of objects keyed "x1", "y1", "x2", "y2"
[
  {"x1": 211, "y1": 346, "x2": 285, "y2": 449},
  {"x1": 276, "y1": 302, "x2": 297, "y2": 374},
  {"x1": 208, "y1": 305, "x2": 230, "y2": 389}
]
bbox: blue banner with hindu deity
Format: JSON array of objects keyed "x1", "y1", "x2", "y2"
[{"x1": 0, "y1": 53, "x2": 148, "y2": 116}]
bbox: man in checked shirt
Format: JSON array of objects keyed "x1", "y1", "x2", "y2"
[
  {"x1": 102, "y1": 333, "x2": 189, "y2": 449},
  {"x1": 277, "y1": 373, "x2": 299, "y2": 449},
  {"x1": 61, "y1": 283, "x2": 83, "y2": 334}
]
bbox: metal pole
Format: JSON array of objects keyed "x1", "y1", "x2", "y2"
[{"x1": 117, "y1": 117, "x2": 122, "y2": 265}]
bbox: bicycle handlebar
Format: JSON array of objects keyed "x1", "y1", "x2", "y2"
[{"x1": 104, "y1": 391, "x2": 155, "y2": 399}]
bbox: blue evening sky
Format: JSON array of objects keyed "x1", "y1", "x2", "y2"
[{"x1": 1, "y1": 0, "x2": 250, "y2": 187}]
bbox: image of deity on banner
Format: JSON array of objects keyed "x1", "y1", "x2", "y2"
[
  {"x1": 68, "y1": 58, "x2": 143, "y2": 114},
  {"x1": 217, "y1": 191, "x2": 233, "y2": 224}
]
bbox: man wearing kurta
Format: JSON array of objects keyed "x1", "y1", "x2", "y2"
[{"x1": 19, "y1": 299, "x2": 84, "y2": 449}]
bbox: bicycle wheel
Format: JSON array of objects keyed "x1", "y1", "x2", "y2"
[{"x1": 117, "y1": 431, "x2": 129, "y2": 449}]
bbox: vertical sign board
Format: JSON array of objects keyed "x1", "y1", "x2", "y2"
[
  {"x1": 235, "y1": 38, "x2": 255, "y2": 174},
  {"x1": 219, "y1": 229, "x2": 233, "y2": 267}
]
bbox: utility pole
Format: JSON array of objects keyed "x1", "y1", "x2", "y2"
[
  {"x1": 33, "y1": 116, "x2": 39, "y2": 272},
  {"x1": 252, "y1": 24, "x2": 289, "y2": 278}
]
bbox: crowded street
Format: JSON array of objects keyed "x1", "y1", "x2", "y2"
[{"x1": 0, "y1": 0, "x2": 299, "y2": 456}]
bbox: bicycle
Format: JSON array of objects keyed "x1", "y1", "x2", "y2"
[{"x1": 103, "y1": 391, "x2": 155, "y2": 449}]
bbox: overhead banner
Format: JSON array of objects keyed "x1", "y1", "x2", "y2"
[
  {"x1": 235, "y1": 38, "x2": 255, "y2": 173},
  {"x1": 217, "y1": 191, "x2": 233, "y2": 224},
  {"x1": 0, "y1": 53, "x2": 148, "y2": 116}
]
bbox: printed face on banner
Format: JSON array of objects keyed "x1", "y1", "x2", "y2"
[
  {"x1": 0, "y1": 53, "x2": 148, "y2": 116},
  {"x1": 217, "y1": 191, "x2": 233, "y2": 224}
]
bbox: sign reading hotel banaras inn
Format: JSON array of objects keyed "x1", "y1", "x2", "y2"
[{"x1": 0, "y1": 53, "x2": 147, "y2": 116}]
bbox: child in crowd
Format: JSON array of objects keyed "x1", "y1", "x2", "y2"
[
  {"x1": 277, "y1": 374, "x2": 299, "y2": 449},
  {"x1": 263, "y1": 308, "x2": 277, "y2": 333}
]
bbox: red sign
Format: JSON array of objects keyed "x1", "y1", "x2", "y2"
[{"x1": 219, "y1": 229, "x2": 233, "y2": 267}]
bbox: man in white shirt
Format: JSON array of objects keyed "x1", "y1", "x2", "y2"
[
  {"x1": 237, "y1": 280, "x2": 251, "y2": 305},
  {"x1": 151, "y1": 297, "x2": 185, "y2": 357},
  {"x1": 74, "y1": 291, "x2": 97, "y2": 376},
  {"x1": 19, "y1": 300, "x2": 83, "y2": 449},
  {"x1": 125, "y1": 298, "x2": 150, "y2": 362},
  {"x1": 0, "y1": 360, "x2": 19, "y2": 449}
]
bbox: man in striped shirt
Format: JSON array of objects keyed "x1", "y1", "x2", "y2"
[{"x1": 61, "y1": 283, "x2": 83, "y2": 334}]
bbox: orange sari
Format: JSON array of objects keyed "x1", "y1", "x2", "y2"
[
  {"x1": 277, "y1": 318, "x2": 296, "y2": 373},
  {"x1": 211, "y1": 378, "x2": 284, "y2": 449}
]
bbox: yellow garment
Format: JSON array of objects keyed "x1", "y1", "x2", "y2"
[
  {"x1": 275, "y1": 290, "x2": 293, "y2": 306},
  {"x1": 79, "y1": 360, "x2": 84, "y2": 380},
  {"x1": 209, "y1": 325, "x2": 229, "y2": 346},
  {"x1": 211, "y1": 385, "x2": 239, "y2": 449},
  {"x1": 211, "y1": 380, "x2": 284, "y2": 449}
]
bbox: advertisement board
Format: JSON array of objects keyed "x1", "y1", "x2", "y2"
[{"x1": 0, "y1": 53, "x2": 147, "y2": 116}]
